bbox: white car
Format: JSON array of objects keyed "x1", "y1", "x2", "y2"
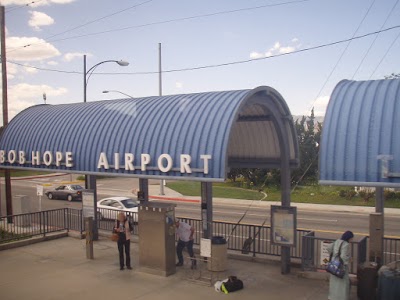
[{"x1": 97, "y1": 197, "x2": 139, "y2": 222}]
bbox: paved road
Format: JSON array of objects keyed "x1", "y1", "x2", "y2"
[{"x1": 1, "y1": 174, "x2": 399, "y2": 238}]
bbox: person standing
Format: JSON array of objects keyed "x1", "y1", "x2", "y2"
[
  {"x1": 113, "y1": 212, "x2": 132, "y2": 270},
  {"x1": 175, "y1": 219, "x2": 196, "y2": 268},
  {"x1": 327, "y1": 230, "x2": 354, "y2": 300}
]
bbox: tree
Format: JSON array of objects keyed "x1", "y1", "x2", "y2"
[
  {"x1": 384, "y1": 73, "x2": 400, "y2": 79},
  {"x1": 291, "y1": 108, "x2": 322, "y2": 185}
]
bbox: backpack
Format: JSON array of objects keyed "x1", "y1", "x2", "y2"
[{"x1": 221, "y1": 276, "x2": 243, "y2": 294}]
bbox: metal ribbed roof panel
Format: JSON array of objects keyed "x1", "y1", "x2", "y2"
[
  {"x1": 319, "y1": 79, "x2": 400, "y2": 187},
  {"x1": 0, "y1": 87, "x2": 299, "y2": 181}
]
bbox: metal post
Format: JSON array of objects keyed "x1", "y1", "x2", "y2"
[
  {"x1": 139, "y1": 178, "x2": 149, "y2": 202},
  {"x1": 375, "y1": 187, "x2": 384, "y2": 214},
  {"x1": 85, "y1": 217, "x2": 94, "y2": 259},
  {"x1": 201, "y1": 182, "x2": 213, "y2": 239},
  {"x1": 159, "y1": 43, "x2": 165, "y2": 195},
  {"x1": 0, "y1": 6, "x2": 12, "y2": 223},
  {"x1": 85, "y1": 175, "x2": 98, "y2": 240},
  {"x1": 83, "y1": 54, "x2": 87, "y2": 103}
]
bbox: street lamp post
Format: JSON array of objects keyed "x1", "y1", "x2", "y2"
[
  {"x1": 83, "y1": 54, "x2": 129, "y2": 103},
  {"x1": 102, "y1": 90, "x2": 134, "y2": 99},
  {"x1": 83, "y1": 55, "x2": 129, "y2": 241}
]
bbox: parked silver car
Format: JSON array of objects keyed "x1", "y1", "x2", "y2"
[{"x1": 45, "y1": 184, "x2": 85, "y2": 202}]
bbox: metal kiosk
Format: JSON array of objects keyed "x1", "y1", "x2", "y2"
[{"x1": 138, "y1": 202, "x2": 176, "y2": 276}]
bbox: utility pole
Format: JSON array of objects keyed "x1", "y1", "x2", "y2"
[
  {"x1": 0, "y1": 5, "x2": 12, "y2": 221},
  {"x1": 159, "y1": 43, "x2": 165, "y2": 195}
]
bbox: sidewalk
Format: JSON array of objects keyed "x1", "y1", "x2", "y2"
[{"x1": 0, "y1": 236, "x2": 358, "y2": 300}]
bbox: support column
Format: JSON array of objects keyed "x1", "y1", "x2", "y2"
[
  {"x1": 201, "y1": 182, "x2": 213, "y2": 239},
  {"x1": 369, "y1": 187, "x2": 384, "y2": 265},
  {"x1": 139, "y1": 178, "x2": 149, "y2": 202},
  {"x1": 85, "y1": 175, "x2": 98, "y2": 240},
  {"x1": 280, "y1": 163, "x2": 291, "y2": 274}
]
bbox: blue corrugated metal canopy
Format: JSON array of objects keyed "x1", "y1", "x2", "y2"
[
  {"x1": 320, "y1": 79, "x2": 400, "y2": 187},
  {"x1": 0, "y1": 86, "x2": 299, "y2": 182}
]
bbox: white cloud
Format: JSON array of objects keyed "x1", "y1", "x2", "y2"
[
  {"x1": 29, "y1": 11, "x2": 55, "y2": 31},
  {"x1": 47, "y1": 61, "x2": 59, "y2": 66},
  {"x1": 250, "y1": 52, "x2": 264, "y2": 59},
  {"x1": 1, "y1": 0, "x2": 75, "y2": 8},
  {"x1": 250, "y1": 38, "x2": 301, "y2": 59},
  {"x1": 64, "y1": 52, "x2": 92, "y2": 62},
  {"x1": 0, "y1": 83, "x2": 68, "y2": 123},
  {"x1": 312, "y1": 95, "x2": 330, "y2": 116},
  {"x1": 24, "y1": 66, "x2": 39, "y2": 74},
  {"x1": 7, "y1": 37, "x2": 60, "y2": 61},
  {"x1": 175, "y1": 82, "x2": 183, "y2": 89}
]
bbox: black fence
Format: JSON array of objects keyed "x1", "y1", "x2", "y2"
[
  {"x1": 0, "y1": 209, "x2": 68, "y2": 243},
  {"x1": 301, "y1": 233, "x2": 368, "y2": 274},
  {"x1": 179, "y1": 217, "x2": 310, "y2": 259},
  {"x1": 1, "y1": 208, "x2": 399, "y2": 271}
]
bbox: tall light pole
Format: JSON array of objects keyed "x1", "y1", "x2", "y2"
[
  {"x1": 83, "y1": 55, "x2": 129, "y2": 240},
  {"x1": 102, "y1": 90, "x2": 134, "y2": 99},
  {"x1": 83, "y1": 54, "x2": 129, "y2": 103}
]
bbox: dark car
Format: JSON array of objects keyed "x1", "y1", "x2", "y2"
[{"x1": 45, "y1": 184, "x2": 85, "y2": 201}]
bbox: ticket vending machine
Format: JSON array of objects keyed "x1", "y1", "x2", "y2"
[{"x1": 138, "y1": 202, "x2": 176, "y2": 276}]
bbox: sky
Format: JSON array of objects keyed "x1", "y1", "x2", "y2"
[{"x1": 1, "y1": 0, "x2": 400, "y2": 124}]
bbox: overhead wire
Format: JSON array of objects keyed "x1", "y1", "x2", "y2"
[
  {"x1": 351, "y1": 0, "x2": 400, "y2": 79},
  {"x1": 6, "y1": 0, "x2": 155, "y2": 53},
  {"x1": 368, "y1": 29, "x2": 400, "y2": 79},
  {"x1": 4, "y1": 0, "x2": 46, "y2": 13},
  {"x1": 7, "y1": 24, "x2": 400, "y2": 76},
  {"x1": 306, "y1": 0, "x2": 376, "y2": 114},
  {"x1": 292, "y1": 0, "x2": 378, "y2": 191},
  {"x1": 6, "y1": 0, "x2": 312, "y2": 53}
]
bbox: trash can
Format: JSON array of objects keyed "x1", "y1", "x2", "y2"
[
  {"x1": 377, "y1": 262, "x2": 400, "y2": 300},
  {"x1": 357, "y1": 262, "x2": 378, "y2": 300},
  {"x1": 207, "y1": 236, "x2": 228, "y2": 272}
]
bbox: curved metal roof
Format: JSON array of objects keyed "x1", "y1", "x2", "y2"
[
  {"x1": 0, "y1": 86, "x2": 299, "y2": 182},
  {"x1": 319, "y1": 79, "x2": 400, "y2": 187}
]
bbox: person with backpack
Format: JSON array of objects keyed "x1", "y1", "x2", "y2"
[
  {"x1": 113, "y1": 212, "x2": 132, "y2": 270},
  {"x1": 327, "y1": 230, "x2": 354, "y2": 300}
]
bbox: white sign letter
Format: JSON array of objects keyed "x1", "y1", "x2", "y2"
[
  {"x1": 141, "y1": 154, "x2": 151, "y2": 171},
  {"x1": 97, "y1": 152, "x2": 109, "y2": 169},
  {"x1": 8, "y1": 150, "x2": 16, "y2": 164},
  {"x1": 43, "y1": 151, "x2": 53, "y2": 166},
  {"x1": 32, "y1": 151, "x2": 40, "y2": 165},
  {"x1": 200, "y1": 155, "x2": 212, "y2": 174},
  {"x1": 125, "y1": 153, "x2": 135, "y2": 171},
  {"x1": 19, "y1": 151, "x2": 26, "y2": 164},
  {"x1": 114, "y1": 153, "x2": 120, "y2": 170},
  {"x1": 180, "y1": 154, "x2": 192, "y2": 173},
  {"x1": 55, "y1": 152, "x2": 63, "y2": 167},
  {"x1": 65, "y1": 152, "x2": 73, "y2": 168},
  {"x1": 0, "y1": 150, "x2": 5, "y2": 163},
  {"x1": 158, "y1": 154, "x2": 173, "y2": 173}
]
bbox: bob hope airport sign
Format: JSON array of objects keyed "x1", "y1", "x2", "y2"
[{"x1": 0, "y1": 150, "x2": 212, "y2": 175}]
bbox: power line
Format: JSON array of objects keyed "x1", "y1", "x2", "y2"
[
  {"x1": 6, "y1": 0, "x2": 155, "y2": 53},
  {"x1": 6, "y1": 0, "x2": 312, "y2": 53},
  {"x1": 351, "y1": 0, "x2": 400, "y2": 79},
  {"x1": 369, "y1": 29, "x2": 400, "y2": 79},
  {"x1": 307, "y1": 0, "x2": 376, "y2": 114},
  {"x1": 6, "y1": 24, "x2": 400, "y2": 76},
  {"x1": 5, "y1": 0, "x2": 46, "y2": 13}
]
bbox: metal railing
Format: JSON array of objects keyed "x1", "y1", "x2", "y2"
[
  {"x1": 0, "y1": 209, "x2": 68, "y2": 244},
  {"x1": 179, "y1": 217, "x2": 310, "y2": 259},
  {"x1": 384, "y1": 236, "x2": 400, "y2": 265},
  {"x1": 301, "y1": 233, "x2": 368, "y2": 274},
  {"x1": 1, "y1": 207, "x2": 399, "y2": 273}
]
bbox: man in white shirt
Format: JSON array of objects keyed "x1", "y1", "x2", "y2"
[{"x1": 175, "y1": 220, "x2": 196, "y2": 268}]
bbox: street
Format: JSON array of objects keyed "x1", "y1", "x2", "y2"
[{"x1": 1, "y1": 174, "x2": 399, "y2": 238}]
